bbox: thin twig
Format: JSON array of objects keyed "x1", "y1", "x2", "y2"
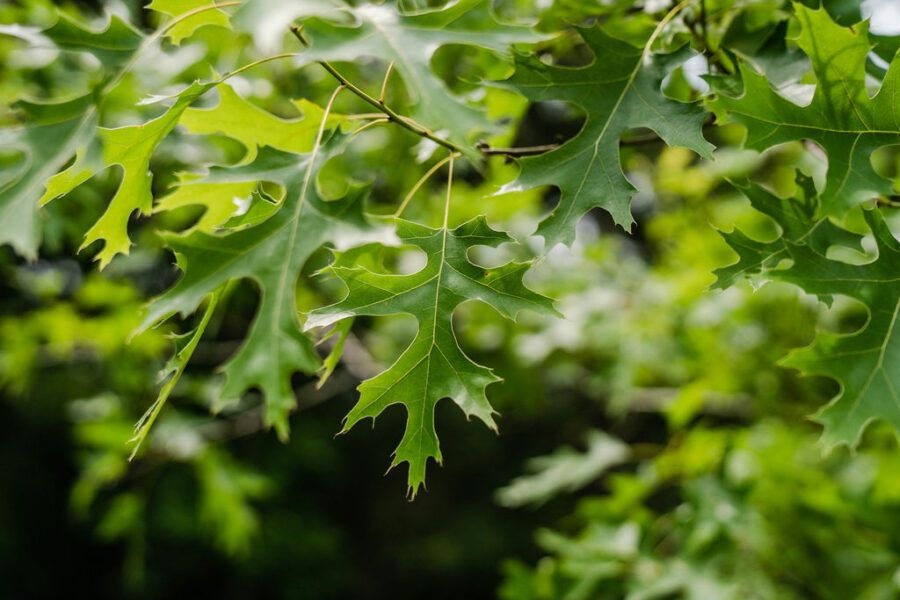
[
  {"x1": 443, "y1": 153, "x2": 455, "y2": 229},
  {"x1": 476, "y1": 142, "x2": 560, "y2": 156},
  {"x1": 380, "y1": 62, "x2": 394, "y2": 104},
  {"x1": 352, "y1": 117, "x2": 389, "y2": 136},
  {"x1": 700, "y1": 0, "x2": 709, "y2": 54},
  {"x1": 290, "y1": 0, "x2": 694, "y2": 160},
  {"x1": 219, "y1": 52, "x2": 299, "y2": 82},
  {"x1": 394, "y1": 154, "x2": 456, "y2": 218},
  {"x1": 291, "y1": 26, "x2": 465, "y2": 155},
  {"x1": 347, "y1": 112, "x2": 391, "y2": 120}
]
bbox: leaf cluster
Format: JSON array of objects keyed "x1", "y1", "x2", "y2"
[{"x1": 2, "y1": 0, "x2": 900, "y2": 498}]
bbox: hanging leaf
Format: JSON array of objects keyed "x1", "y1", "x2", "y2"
[
  {"x1": 717, "y1": 178, "x2": 900, "y2": 449},
  {"x1": 494, "y1": 25, "x2": 714, "y2": 247},
  {"x1": 0, "y1": 95, "x2": 97, "y2": 259},
  {"x1": 306, "y1": 214, "x2": 557, "y2": 495},
  {"x1": 778, "y1": 209, "x2": 900, "y2": 448},
  {"x1": 41, "y1": 82, "x2": 216, "y2": 267},
  {"x1": 0, "y1": 13, "x2": 146, "y2": 260}
]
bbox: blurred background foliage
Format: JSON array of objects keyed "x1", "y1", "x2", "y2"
[{"x1": 2, "y1": 0, "x2": 900, "y2": 598}]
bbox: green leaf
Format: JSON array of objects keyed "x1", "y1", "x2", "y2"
[
  {"x1": 288, "y1": 0, "x2": 545, "y2": 156},
  {"x1": 708, "y1": 3, "x2": 900, "y2": 217},
  {"x1": 0, "y1": 95, "x2": 97, "y2": 259},
  {"x1": 41, "y1": 82, "x2": 216, "y2": 268},
  {"x1": 713, "y1": 173, "x2": 862, "y2": 290},
  {"x1": 306, "y1": 215, "x2": 557, "y2": 496},
  {"x1": 142, "y1": 131, "x2": 386, "y2": 438},
  {"x1": 0, "y1": 11, "x2": 148, "y2": 261},
  {"x1": 494, "y1": 25, "x2": 714, "y2": 247},
  {"x1": 179, "y1": 83, "x2": 346, "y2": 161},
  {"x1": 153, "y1": 176, "x2": 255, "y2": 233},
  {"x1": 712, "y1": 177, "x2": 900, "y2": 447},
  {"x1": 153, "y1": 84, "x2": 347, "y2": 233},
  {"x1": 42, "y1": 13, "x2": 144, "y2": 69},
  {"x1": 316, "y1": 317, "x2": 354, "y2": 389},
  {"x1": 774, "y1": 208, "x2": 900, "y2": 449},
  {"x1": 147, "y1": 0, "x2": 232, "y2": 45}
]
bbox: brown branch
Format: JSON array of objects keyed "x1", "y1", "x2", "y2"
[
  {"x1": 475, "y1": 134, "x2": 666, "y2": 157},
  {"x1": 475, "y1": 141, "x2": 560, "y2": 156}
]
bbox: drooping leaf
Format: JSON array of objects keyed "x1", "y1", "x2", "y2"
[
  {"x1": 712, "y1": 177, "x2": 900, "y2": 446},
  {"x1": 717, "y1": 175, "x2": 900, "y2": 447},
  {"x1": 147, "y1": 0, "x2": 232, "y2": 45},
  {"x1": 713, "y1": 173, "x2": 862, "y2": 290},
  {"x1": 306, "y1": 215, "x2": 557, "y2": 495},
  {"x1": 0, "y1": 95, "x2": 97, "y2": 259},
  {"x1": 775, "y1": 209, "x2": 900, "y2": 448},
  {"x1": 284, "y1": 0, "x2": 545, "y2": 156},
  {"x1": 41, "y1": 82, "x2": 215, "y2": 267},
  {"x1": 42, "y1": 13, "x2": 144, "y2": 70},
  {"x1": 494, "y1": 25, "x2": 714, "y2": 247},
  {"x1": 0, "y1": 12, "x2": 148, "y2": 260},
  {"x1": 708, "y1": 4, "x2": 900, "y2": 217},
  {"x1": 141, "y1": 131, "x2": 388, "y2": 438}
]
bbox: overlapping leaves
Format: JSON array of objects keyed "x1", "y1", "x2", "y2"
[
  {"x1": 717, "y1": 179, "x2": 900, "y2": 448},
  {"x1": 153, "y1": 83, "x2": 345, "y2": 233},
  {"x1": 141, "y1": 128, "x2": 387, "y2": 439},
  {"x1": 709, "y1": 4, "x2": 900, "y2": 218},
  {"x1": 712, "y1": 174, "x2": 862, "y2": 290},
  {"x1": 0, "y1": 14, "x2": 145, "y2": 259},
  {"x1": 43, "y1": 82, "x2": 216, "y2": 267},
  {"x1": 1, "y1": 9, "x2": 224, "y2": 266},
  {"x1": 779, "y1": 208, "x2": 900, "y2": 448}
]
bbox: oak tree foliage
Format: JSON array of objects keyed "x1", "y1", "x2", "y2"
[{"x1": 3, "y1": 0, "x2": 900, "y2": 497}]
